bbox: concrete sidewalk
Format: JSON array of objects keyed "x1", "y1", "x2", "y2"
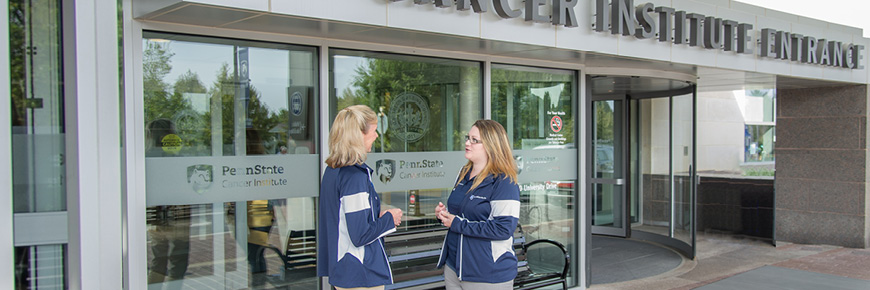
[{"x1": 588, "y1": 232, "x2": 870, "y2": 290}]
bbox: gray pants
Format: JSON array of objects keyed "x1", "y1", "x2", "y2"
[{"x1": 444, "y1": 266, "x2": 513, "y2": 290}]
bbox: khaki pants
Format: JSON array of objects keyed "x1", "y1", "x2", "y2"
[{"x1": 444, "y1": 266, "x2": 513, "y2": 290}]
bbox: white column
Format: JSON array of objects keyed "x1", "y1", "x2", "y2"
[
  {"x1": 63, "y1": 0, "x2": 123, "y2": 289},
  {"x1": 121, "y1": 0, "x2": 147, "y2": 287},
  {"x1": 1, "y1": 1, "x2": 15, "y2": 288}
]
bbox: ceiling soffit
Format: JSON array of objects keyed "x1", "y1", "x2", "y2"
[{"x1": 134, "y1": 2, "x2": 854, "y2": 90}]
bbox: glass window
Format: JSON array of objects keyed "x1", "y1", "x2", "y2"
[
  {"x1": 330, "y1": 49, "x2": 482, "y2": 152},
  {"x1": 744, "y1": 89, "x2": 775, "y2": 123},
  {"x1": 696, "y1": 86, "x2": 775, "y2": 175},
  {"x1": 492, "y1": 64, "x2": 575, "y2": 149},
  {"x1": 330, "y1": 49, "x2": 482, "y2": 284},
  {"x1": 742, "y1": 88, "x2": 775, "y2": 165},
  {"x1": 10, "y1": 0, "x2": 68, "y2": 288},
  {"x1": 15, "y1": 245, "x2": 66, "y2": 289},
  {"x1": 744, "y1": 125, "x2": 775, "y2": 163},
  {"x1": 10, "y1": 0, "x2": 65, "y2": 214},
  {"x1": 491, "y1": 64, "x2": 577, "y2": 286},
  {"x1": 143, "y1": 32, "x2": 319, "y2": 289}
]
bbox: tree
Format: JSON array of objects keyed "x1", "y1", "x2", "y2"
[
  {"x1": 594, "y1": 102, "x2": 614, "y2": 143},
  {"x1": 143, "y1": 41, "x2": 191, "y2": 122},
  {"x1": 204, "y1": 63, "x2": 285, "y2": 155},
  {"x1": 346, "y1": 58, "x2": 469, "y2": 152},
  {"x1": 169, "y1": 71, "x2": 209, "y2": 155},
  {"x1": 490, "y1": 68, "x2": 575, "y2": 148}
]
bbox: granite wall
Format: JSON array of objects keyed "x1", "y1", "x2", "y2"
[
  {"x1": 697, "y1": 176, "x2": 774, "y2": 239},
  {"x1": 776, "y1": 85, "x2": 869, "y2": 248}
]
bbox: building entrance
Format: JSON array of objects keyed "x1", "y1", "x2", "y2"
[{"x1": 587, "y1": 75, "x2": 697, "y2": 285}]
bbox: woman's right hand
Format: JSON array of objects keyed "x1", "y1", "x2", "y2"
[{"x1": 384, "y1": 208, "x2": 403, "y2": 227}]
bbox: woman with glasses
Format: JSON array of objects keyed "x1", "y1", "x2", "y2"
[
  {"x1": 435, "y1": 119, "x2": 521, "y2": 290},
  {"x1": 317, "y1": 105, "x2": 403, "y2": 290}
]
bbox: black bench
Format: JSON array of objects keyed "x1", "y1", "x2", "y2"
[
  {"x1": 385, "y1": 219, "x2": 570, "y2": 290},
  {"x1": 513, "y1": 224, "x2": 570, "y2": 290}
]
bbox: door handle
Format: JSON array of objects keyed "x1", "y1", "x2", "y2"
[{"x1": 591, "y1": 178, "x2": 624, "y2": 185}]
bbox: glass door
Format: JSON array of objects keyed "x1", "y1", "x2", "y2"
[
  {"x1": 630, "y1": 88, "x2": 697, "y2": 258},
  {"x1": 10, "y1": 0, "x2": 69, "y2": 288},
  {"x1": 142, "y1": 33, "x2": 321, "y2": 289},
  {"x1": 671, "y1": 92, "x2": 695, "y2": 251},
  {"x1": 588, "y1": 95, "x2": 627, "y2": 237}
]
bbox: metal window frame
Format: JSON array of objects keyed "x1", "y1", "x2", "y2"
[{"x1": 2, "y1": 2, "x2": 14, "y2": 287}]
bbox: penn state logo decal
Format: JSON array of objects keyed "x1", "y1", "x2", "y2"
[
  {"x1": 376, "y1": 159, "x2": 396, "y2": 184},
  {"x1": 187, "y1": 164, "x2": 214, "y2": 194}
]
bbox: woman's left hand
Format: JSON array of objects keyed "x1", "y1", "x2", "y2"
[{"x1": 437, "y1": 210, "x2": 454, "y2": 227}]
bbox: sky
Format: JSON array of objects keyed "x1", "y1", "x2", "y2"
[{"x1": 737, "y1": 0, "x2": 870, "y2": 38}]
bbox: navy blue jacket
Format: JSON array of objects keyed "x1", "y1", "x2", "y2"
[
  {"x1": 437, "y1": 172, "x2": 521, "y2": 283},
  {"x1": 317, "y1": 164, "x2": 396, "y2": 288}
]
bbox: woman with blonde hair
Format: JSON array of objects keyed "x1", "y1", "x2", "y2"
[
  {"x1": 435, "y1": 119, "x2": 521, "y2": 290},
  {"x1": 317, "y1": 105, "x2": 403, "y2": 290}
]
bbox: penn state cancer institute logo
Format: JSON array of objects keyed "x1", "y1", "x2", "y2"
[
  {"x1": 389, "y1": 92, "x2": 430, "y2": 142},
  {"x1": 187, "y1": 164, "x2": 214, "y2": 194},
  {"x1": 376, "y1": 159, "x2": 396, "y2": 184}
]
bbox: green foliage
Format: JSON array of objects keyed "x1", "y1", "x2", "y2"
[
  {"x1": 746, "y1": 89, "x2": 771, "y2": 97},
  {"x1": 143, "y1": 42, "x2": 288, "y2": 156},
  {"x1": 9, "y1": 0, "x2": 63, "y2": 128},
  {"x1": 9, "y1": 0, "x2": 28, "y2": 127},
  {"x1": 343, "y1": 57, "x2": 475, "y2": 152},
  {"x1": 594, "y1": 101, "x2": 614, "y2": 142},
  {"x1": 742, "y1": 168, "x2": 775, "y2": 177},
  {"x1": 491, "y1": 68, "x2": 575, "y2": 149},
  {"x1": 143, "y1": 41, "x2": 189, "y2": 122}
]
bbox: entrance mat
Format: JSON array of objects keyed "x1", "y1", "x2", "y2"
[{"x1": 591, "y1": 236, "x2": 683, "y2": 285}]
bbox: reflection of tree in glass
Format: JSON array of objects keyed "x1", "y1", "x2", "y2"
[
  {"x1": 491, "y1": 69, "x2": 574, "y2": 148},
  {"x1": 9, "y1": 0, "x2": 64, "y2": 128},
  {"x1": 343, "y1": 58, "x2": 470, "y2": 152},
  {"x1": 746, "y1": 89, "x2": 770, "y2": 97},
  {"x1": 595, "y1": 102, "x2": 614, "y2": 143},
  {"x1": 203, "y1": 63, "x2": 287, "y2": 155},
  {"x1": 143, "y1": 42, "x2": 289, "y2": 156},
  {"x1": 144, "y1": 41, "x2": 190, "y2": 122}
]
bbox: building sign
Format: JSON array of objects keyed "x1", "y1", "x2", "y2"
[
  {"x1": 514, "y1": 149, "x2": 577, "y2": 184},
  {"x1": 366, "y1": 152, "x2": 466, "y2": 192},
  {"x1": 393, "y1": 0, "x2": 865, "y2": 70},
  {"x1": 145, "y1": 155, "x2": 319, "y2": 206},
  {"x1": 547, "y1": 110, "x2": 566, "y2": 145},
  {"x1": 595, "y1": 0, "x2": 864, "y2": 69}
]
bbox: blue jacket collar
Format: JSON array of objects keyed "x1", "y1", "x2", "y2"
[{"x1": 466, "y1": 172, "x2": 499, "y2": 187}]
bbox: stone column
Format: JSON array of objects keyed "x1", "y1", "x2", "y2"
[{"x1": 775, "y1": 85, "x2": 869, "y2": 248}]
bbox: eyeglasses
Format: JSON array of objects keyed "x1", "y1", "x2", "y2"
[{"x1": 465, "y1": 135, "x2": 483, "y2": 145}]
